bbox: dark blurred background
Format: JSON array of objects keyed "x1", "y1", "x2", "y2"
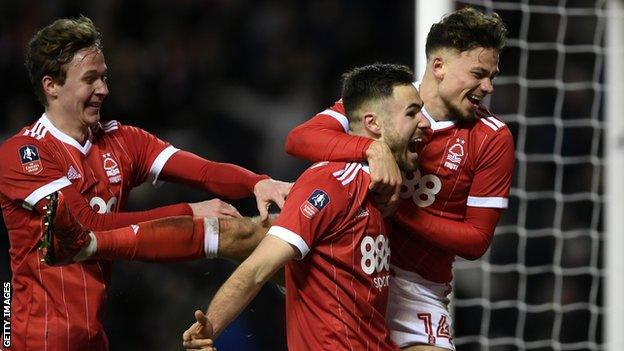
[
  {"x1": 0, "y1": 0, "x2": 414, "y2": 350},
  {"x1": 0, "y1": 0, "x2": 607, "y2": 350}
]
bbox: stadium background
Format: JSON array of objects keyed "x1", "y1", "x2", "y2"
[{"x1": 0, "y1": 0, "x2": 605, "y2": 350}]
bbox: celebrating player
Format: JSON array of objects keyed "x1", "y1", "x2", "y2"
[
  {"x1": 0, "y1": 16, "x2": 290, "y2": 350},
  {"x1": 284, "y1": 7, "x2": 513, "y2": 351},
  {"x1": 181, "y1": 63, "x2": 431, "y2": 351}
]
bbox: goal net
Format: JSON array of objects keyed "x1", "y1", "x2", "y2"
[{"x1": 417, "y1": 1, "x2": 609, "y2": 350}]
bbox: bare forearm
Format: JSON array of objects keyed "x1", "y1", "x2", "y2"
[{"x1": 206, "y1": 262, "x2": 266, "y2": 337}]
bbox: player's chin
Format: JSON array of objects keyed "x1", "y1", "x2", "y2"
[
  {"x1": 400, "y1": 154, "x2": 419, "y2": 173},
  {"x1": 82, "y1": 109, "x2": 101, "y2": 124}
]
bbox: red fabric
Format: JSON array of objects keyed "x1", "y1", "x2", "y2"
[
  {"x1": 0, "y1": 116, "x2": 189, "y2": 351},
  {"x1": 283, "y1": 103, "x2": 515, "y2": 284},
  {"x1": 270, "y1": 162, "x2": 396, "y2": 351},
  {"x1": 93, "y1": 216, "x2": 205, "y2": 261},
  {"x1": 37, "y1": 184, "x2": 192, "y2": 230},
  {"x1": 394, "y1": 205, "x2": 501, "y2": 260},
  {"x1": 285, "y1": 102, "x2": 373, "y2": 162},
  {"x1": 159, "y1": 150, "x2": 268, "y2": 199}
]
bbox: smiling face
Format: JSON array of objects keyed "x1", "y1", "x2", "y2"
[
  {"x1": 379, "y1": 84, "x2": 431, "y2": 172},
  {"x1": 435, "y1": 46, "x2": 499, "y2": 120},
  {"x1": 45, "y1": 47, "x2": 109, "y2": 129}
]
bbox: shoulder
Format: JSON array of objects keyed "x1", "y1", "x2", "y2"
[
  {"x1": 0, "y1": 130, "x2": 51, "y2": 157},
  {"x1": 473, "y1": 106, "x2": 511, "y2": 138},
  {"x1": 294, "y1": 161, "x2": 370, "y2": 201}
]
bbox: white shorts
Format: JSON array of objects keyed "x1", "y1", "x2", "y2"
[{"x1": 386, "y1": 266, "x2": 455, "y2": 350}]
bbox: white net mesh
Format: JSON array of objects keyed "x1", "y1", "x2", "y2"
[{"x1": 449, "y1": 1, "x2": 606, "y2": 350}]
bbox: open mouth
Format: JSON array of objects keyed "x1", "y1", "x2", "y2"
[
  {"x1": 467, "y1": 94, "x2": 482, "y2": 107},
  {"x1": 407, "y1": 137, "x2": 424, "y2": 158}
]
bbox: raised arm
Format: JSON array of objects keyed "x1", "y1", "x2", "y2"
[
  {"x1": 285, "y1": 102, "x2": 402, "y2": 209},
  {"x1": 285, "y1": 103, "x2": 372, "y2": 161}
]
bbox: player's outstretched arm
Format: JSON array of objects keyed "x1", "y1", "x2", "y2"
[
  {"x1": 182, "y1": 235, "x2": 296, "y2": 349},
  {"x1": 159, "y1": 150, "x2": 291, "y2": 221}
]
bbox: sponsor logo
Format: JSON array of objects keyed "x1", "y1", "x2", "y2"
[
  {"x1": 101, "y1": 153, "x2": 121, "y2": 183},
  {"x1": 300, "y1": 189, "x2": 330, "y2": 219},
  {"x1": 18, "y1": 145, "x2": 43, "y2": 174}
]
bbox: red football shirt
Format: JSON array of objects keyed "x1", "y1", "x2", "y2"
[
  {"x1": 285, "y1": 100, "x2": 515, "y2": 283},
  {"x1": 0, "y1": 114, "x2": 179, "y2": 350},
  {"x1": 267, "y1": 161, "x2": 396, "y2": 351}
]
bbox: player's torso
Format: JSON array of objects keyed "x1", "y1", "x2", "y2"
[
  {"x1": 401, "y1": 122, "x2": 480, "y2": 219},
  {"x1": 46, "y1": 130, "x2": 132, "y2": 214},
  {"x1": 287, "y1": 162, "x2": 395, "y2": 350},
  {"x1": 392, "y1": 114, "x2": 501, "y2": 282}
]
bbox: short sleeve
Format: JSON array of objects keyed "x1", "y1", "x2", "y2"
[
  {"x1": 0, "y1": 137, "x2": 71, "y2": 208},
  {"x1": 467, "y1": 128, "x2": 515, "y2": 209},
  {"x1": 267, "y1": 169, "x2": 348, "y2": 259},
  {"x1": 116, "y1": 125, "x2": 179, "y2": 186}
]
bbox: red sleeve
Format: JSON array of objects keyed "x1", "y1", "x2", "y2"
[
  {"x1": 285, "y1": 101, "x2": 373, "y2": 162},
  {"x1": 158, "y1": 150, "x2": 269, "y2": 199},
  {"x1": 115, "y1": 124, "x2": 173, "y2": 186},
  {"x1": 267, "y1": 168, "x2": 347, "y2": 258},
  {"x1": 467, "y1": 126, "x2": 515, "y2": 208},
  {"x1": 394, "y1": 205, "x2": 502, "y2": 260},
  {"x1": 0, "y1": 136, "x2": 70, "y2": 208},
  {"x1": 37, "y1": 184, "x2": 193, "y2": 231}
]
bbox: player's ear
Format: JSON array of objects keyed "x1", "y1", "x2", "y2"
[
  {"x1": 363, "y1": 112, "x2": 382, "y2": 137},
  {"x1": 431, "y1": 53, "x2": 446, "y2": 81},
  {"x1": 41, "y1": 75, "x2": 60, "y2": 100}
]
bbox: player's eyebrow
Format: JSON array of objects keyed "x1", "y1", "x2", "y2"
[
  {"x1": 472, "y1": 67, "x2": 499, "y2": 78},
  {"x1": 405, "y1": 102, "x2": 423, "y2": 111},
  {"x1": 82, "y1": 69, "x2": 108, "y2": 78}
]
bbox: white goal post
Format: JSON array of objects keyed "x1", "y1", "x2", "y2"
[
  {"x1": 416, "y1": 0, "x2": 618, "y2": 349},
  {"x1": 606, "y1": 1, "x2": 624, "y2": 350}
]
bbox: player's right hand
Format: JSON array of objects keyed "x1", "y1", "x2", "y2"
[
  {"x1": 189, "y1": 199, "x2": 241, "y2": 218},
  {"x1": 182, "y1": 310, "x2": 217, "y2": 351},
  {"x1": 366, "y1": 140, "x2": 402, "y2": 212}
]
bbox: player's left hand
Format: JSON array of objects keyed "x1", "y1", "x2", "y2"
[
  {"x1": 253, "y1": 179, "x2": 293, "y2": 223},
  {"x1": 182, "y1": 310, "x2": 217, "y2": 350}
]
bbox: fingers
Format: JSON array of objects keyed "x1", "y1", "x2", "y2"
[
  {"x1": 194, "y1": 310, "x2": 208, "y2": 324},
  {"x1": 183, "y1": 338, "x2": 216, "y2": 350},
  {"x1": 256, "y1": 199, "x2": 269, "y2": 223},
  {"x1": 220, "y1": 204, "x2": 242, "y2": 218}
]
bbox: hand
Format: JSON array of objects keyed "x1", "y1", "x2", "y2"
[
  {"x1": 182, "y1": 310, "x2": 217, "y2": 350},
  {"x1": 189, "y1": 199, "x2": 241, "y2": 218},
  {"x1": 366, "y1": 140, "x2": 402, "y2": 212},
  {"x1": 253, "y1": 179, "x2": 293, "y2": 223}
]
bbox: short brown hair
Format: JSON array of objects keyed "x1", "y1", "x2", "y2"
[
  {"x1": 24, "y1": 15, "x2": 103, "y2": 105},
  {"x1": 341, "y1": 63, "x2": 414, "y2": 126},
  {"x1": 425, "y1": 7, "x2": 507, "y2": 58}
]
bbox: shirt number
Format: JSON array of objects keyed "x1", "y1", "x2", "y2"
[
  {"x1": 400, "y1": 170, "x2": 442, "y2": 208},
  {"x1": 360, "y1": 234, "x2": 391, "y2": 275},
  {"x1": 90, "y1": 196, "x2": 117, "y2": 214}
]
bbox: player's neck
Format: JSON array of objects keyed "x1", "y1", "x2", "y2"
[
  {"x1": 45, "y1": 109, "x2": 90, "y2": 145},
  {"x1": 419, "y1": 74, "x2": 452, "y2": 122}
]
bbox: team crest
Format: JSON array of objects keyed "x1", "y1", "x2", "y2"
[
  {"x1": 19, "y1": 145, "x2": 43, "y2": 174},
  {"x1": 300, "y1": 189, "x2": 330, "y2": 219},
  {"x1": 444, "y1": 138, "x2": 465, "y2": 171},
  {"x1": 102, "y1": 153, "x2": 121, "y2": 183}
]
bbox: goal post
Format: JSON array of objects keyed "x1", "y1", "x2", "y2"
[
  {"x1": 414, "y1": 0, "x2": 453, "y2": 78},
  {"x1": 606, "y1": 1, "x2": 624, "y2": 349}
]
